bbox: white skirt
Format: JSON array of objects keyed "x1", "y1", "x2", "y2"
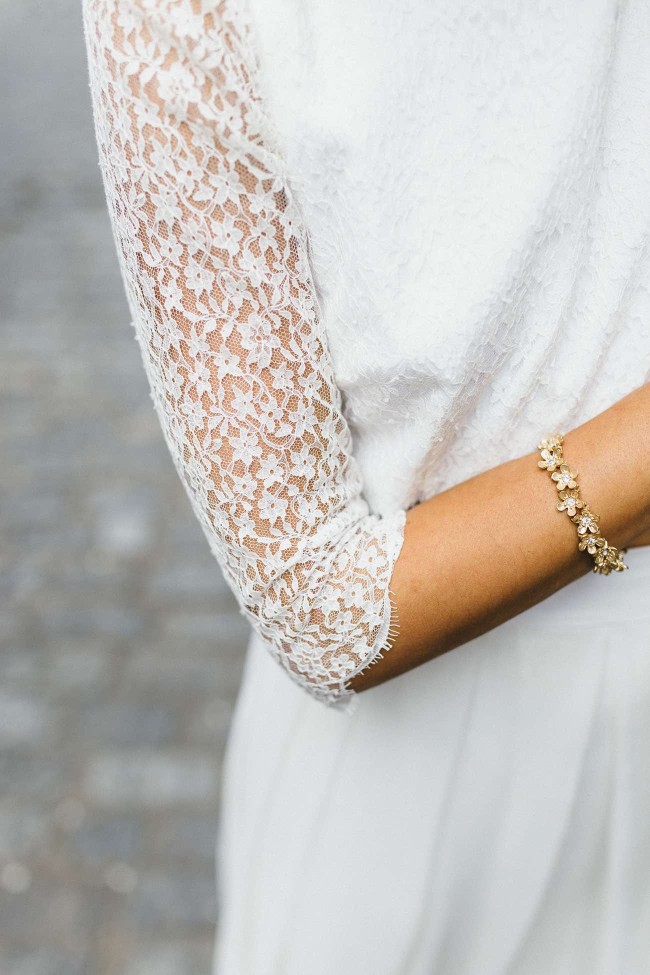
[{"x1": 214, "y1": 543, "x2": 650, "y2": 975}]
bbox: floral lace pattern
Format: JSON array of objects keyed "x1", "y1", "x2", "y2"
[{"x1": 81, "y1": 0, "x2": 406, "y2": 711}]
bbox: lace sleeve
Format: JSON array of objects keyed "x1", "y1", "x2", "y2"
[{"x1": 81, "y1": 0, "x2": 406, "y2": 712}]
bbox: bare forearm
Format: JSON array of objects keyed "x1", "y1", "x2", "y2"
[{"x1": 350, "y1": 382, "x2": 650, "y2": 693}]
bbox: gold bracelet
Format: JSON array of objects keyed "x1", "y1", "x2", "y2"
[{"x1": 537, "y1": 433, "x2": 629, "y2": 575}]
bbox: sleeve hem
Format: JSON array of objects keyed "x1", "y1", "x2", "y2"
[{"x1": 327, "y1": 507, "x2": 407, "y2": 717}]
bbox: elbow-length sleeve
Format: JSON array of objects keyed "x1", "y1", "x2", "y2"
[{"x1": 81, "y1": 0, "x2": 407, "y2": 712}]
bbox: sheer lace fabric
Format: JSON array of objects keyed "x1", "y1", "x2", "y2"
[{"x1": 81, "y1": 0, "x2": 406, "y2": 712}]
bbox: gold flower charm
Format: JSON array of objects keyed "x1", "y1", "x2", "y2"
[
  {"x1": 551, "y1": 463, "x2": 578, "y2": 492},
  {"x1": 538, "y1": 447, "x2": 562, "y2": 472},
  {"x1": 572, "y1": 510, "x2": 600, "y2": 536},
  {"x1": 592, "y1": 543, "x2": 628, "y2": 575},
  {"x1": 556, "y1": 490, "x2": 584, "y2": 518},
  {"x1": 537, "y1": 434, "x2": 564, "y2": 472},
  {"x1": 537, "y1": 434, "x2": 564, "y2": 452},
  {"x1": 578, "y1": 534, "x2": 605, "y2": 555}
]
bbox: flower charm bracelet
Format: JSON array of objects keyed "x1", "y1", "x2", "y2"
[{"x1": 537, "y1": 433, "x2": 629, "y2": 575}]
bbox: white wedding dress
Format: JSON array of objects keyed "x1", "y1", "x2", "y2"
[{"x1": 82, "y1": 1, "x2": 650, "y2": 972}]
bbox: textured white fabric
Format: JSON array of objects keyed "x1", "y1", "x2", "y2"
[{"x1": 82, "y1": 1, "x2": 650, "y2": 972}]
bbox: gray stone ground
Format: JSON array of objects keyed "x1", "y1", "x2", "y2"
[{"x1": 1, "y1": 2, "x2": 248, "y2": 972}]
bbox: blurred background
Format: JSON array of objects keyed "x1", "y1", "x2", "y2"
[{"x1": 1, "y1": 1, "x2": 249, "y2": 972}]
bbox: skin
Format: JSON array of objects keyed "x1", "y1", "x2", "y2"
[
  {"x1": 349, "y1": 381, "x2": 650, "y2": 693},
  {"x1": 630, "y1": 526, "x2": 650, "y2": 546}
]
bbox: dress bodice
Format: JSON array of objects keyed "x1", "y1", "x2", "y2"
[{"x1": 248, "y1": 0, "x2": 650, "y2": 514}]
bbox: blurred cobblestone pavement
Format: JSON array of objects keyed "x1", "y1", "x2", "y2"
[{"x1": 1, "y1": 2, "x2": 248, "y2": 972}]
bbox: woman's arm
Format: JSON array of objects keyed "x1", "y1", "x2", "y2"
[
  {"x1": 350, "y1": 381, "x2": 650, "y2": 692},
  {"x1": 628, "y1": 525, "x2": 650, "y2": 546},
  {"x1": 81, "y1": 0, "x2": 407, "y2": 713}
]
